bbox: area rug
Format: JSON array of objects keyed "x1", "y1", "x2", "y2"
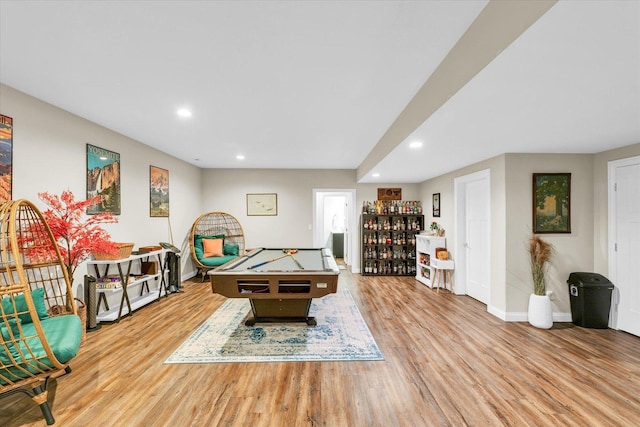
[{"x1": 164, "y1": 288, "x2": 384, "y2": 363}]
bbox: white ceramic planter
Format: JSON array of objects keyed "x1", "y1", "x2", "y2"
[{"x1": 528, "y1": 294, "x2": 553, "y2": 329}]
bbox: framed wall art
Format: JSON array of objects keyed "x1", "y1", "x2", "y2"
[
  {"x1": 247, "y1": 193, "x2": 277, "y2": 216},
  {"x1": 149, "y1": 165, "x2": 169, "y2": 217},
  {"x1": 432, "y1": 193, "x2": 440, "y2": 217},
  {"x1": 86, "y1": 144, "x2": 121, "y2": 215},
  {"x1": 377, "y1": 188, "x2": 402, "y2": 201},
  {"x1": 0, "y1": 114, "x2": 13, "y2": 202},
  {"x1": 533, "y1": 173, "x2": 571, "y2": 234}
]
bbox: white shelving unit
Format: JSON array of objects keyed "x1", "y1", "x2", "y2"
[
  {"x1": 415, "y1": 235, "x2": 446, "y2": 288},
  {"x1": 87, "y1": 248, "x2": 170, "y2": 322}
]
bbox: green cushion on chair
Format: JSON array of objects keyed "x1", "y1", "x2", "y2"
[
  {"x1": 0, "y1": 317, "x2": 21, "y2": 338},
  {"x1": 199, "y1": 254, "x2": 236, "y2": 267},
  {"x1": 1, "y1": 288, "x2": 50, "y2": 324},
  {"x1": 0, "y1": 314, "x2": 82, "y2": 384},
  {"x1": 194, "y1": 234, "x2": 225, "y2": 261},
  {"x1": 223, "y1": 244, "x2": 239, "y2": 256}
]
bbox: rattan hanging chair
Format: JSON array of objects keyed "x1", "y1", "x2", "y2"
[
  {"x1": 0, "y1": 199, "x2": 83, "y2": 425},
  {"x1": 189, "y1": 212, "x2": 246, "y2": 281}
]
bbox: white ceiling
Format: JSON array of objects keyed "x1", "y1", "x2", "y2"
[{"x1": 1, "y1": 1, "x2": 638, "y2": 183}]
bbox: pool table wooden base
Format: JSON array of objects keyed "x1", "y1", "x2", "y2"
[{"x1": 247, "y1": 298, "x2": 316, "y2": 326}]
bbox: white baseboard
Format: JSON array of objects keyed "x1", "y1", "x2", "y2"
[
  {"x1": 182, "y1": 271, "x2": 197, "y2": 282},
  {"x1": 504, "y1": 311, "x2": 572, "y2": 322}
]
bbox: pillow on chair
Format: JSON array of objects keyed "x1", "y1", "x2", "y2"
[
  {"x1": 194, "y1": 234, "x2": 224, "y2": 260},
  {"x1": 1, "y1": 288, "x2": 49, "y2": 324},
  {"x1": 223, "y1": 244, "x2": 239, "y2": 256},
  {"x1": 203, "y1": 238, "x2": 224, "y2": 257}
]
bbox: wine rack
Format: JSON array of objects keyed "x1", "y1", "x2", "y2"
[{"x1": 361, "y1": 207, "x2": 423, "y2": 276}]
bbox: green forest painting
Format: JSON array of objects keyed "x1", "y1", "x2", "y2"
[{"x1": 533, "y1": 173, "x2": 571, "y2": 233}]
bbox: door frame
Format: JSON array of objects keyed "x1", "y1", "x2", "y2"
[
  {"x1": 607, "y1": 155, "x2": 640, "y2": 330},
  {"x1": 312, "y1": 189, "x2": 356, "y2": 268},
  {"x1": 454, "y1": 169, "x2": 491, "y2": 302}
]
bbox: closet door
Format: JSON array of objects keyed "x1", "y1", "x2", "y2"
[{"x1": 611, "y1": 157, "x2": 640, "y2": 336}]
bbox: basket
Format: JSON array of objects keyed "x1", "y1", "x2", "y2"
[
  {"x1": 139, "y1": 245, "x2": 162, "y2": 252},
  {"x1": 435, "y1": 247, "x2": 449, "y2": 260},
  {"x1": 75, "y1": 298, "x2": 87, "y2": 345},
  {"x1": 93, "y1": 242, "x2": 135, "y2": 260}
]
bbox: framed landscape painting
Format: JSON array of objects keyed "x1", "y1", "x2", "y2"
[
  {"x1": 149, "y1": 165, "x2": 169, "y2": 217},
  {"x1": 86, "y1": 144, "x2": 121, "y2": 215},
  {"x1": 533, "y1": 173, "x2": 571, "y2": 234},
  {"x1": 0, "y1": 114, "x2": 12, "y2": 202}
]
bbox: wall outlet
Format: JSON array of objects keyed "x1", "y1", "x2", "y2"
[{"x1": 546, "y1": 290, "x2": 555, "y2": 301}]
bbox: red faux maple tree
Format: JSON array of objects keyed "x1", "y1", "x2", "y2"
[{"x1": 38, "y1": 190, "x2": 119, "y2": 279}]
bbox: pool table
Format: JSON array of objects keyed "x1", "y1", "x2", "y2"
[{"x1": 209, "y1": 248, "x2": 340, "y2": 325}]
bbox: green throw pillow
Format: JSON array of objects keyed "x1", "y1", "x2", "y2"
[
  {"x1": 194, "y1": 234, "x2": 224, "y2": 260},
  {"x1": 0, "y1": 317, "x2": 21, "y2": 339},
  {"x1": 1, "y1": 288, "x2": 49, "y2": 324},
  {"x1": 223, "y1": 244, "x2": 239, "y2": 256}
]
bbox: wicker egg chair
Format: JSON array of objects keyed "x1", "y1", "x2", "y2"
[
  {"x1": 0, "y1": 199, "x2": 83, "y2": 425},
  {"x1": 189, "y1": 212, "x2": 246, "y2": 281}
]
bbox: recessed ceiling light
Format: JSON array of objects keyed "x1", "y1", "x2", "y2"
[
  {"x1": 372, "y1": 173, "x2": 380, "y2": 178},
  {"x1": 409, "y1": 141, "x2": 423, "y2": 149},
  {"x1": 176, "y1": 108, "x2": 192, "y2": 118},
  {"x1": 236, "y1": 154, "x2": 245, "y2": 160}
]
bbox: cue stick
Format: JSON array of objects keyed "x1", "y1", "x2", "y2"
[
  {"x1": 288, "y1": 253, "x2": 304, "y2": 270},
  {"x1": 248, "y1": 253, "x2": 289, "y2": 269}
]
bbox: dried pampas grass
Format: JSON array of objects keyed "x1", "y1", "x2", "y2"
[{"x1": 529, "y1": 236, "x2": 553, "y2": 296}]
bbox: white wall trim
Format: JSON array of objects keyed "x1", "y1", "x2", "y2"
[{"x1": 504, "y1": 311, "x2": 572, "y2": 323}]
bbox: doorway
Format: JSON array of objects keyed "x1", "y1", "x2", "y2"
[
  {"x1": 454, "y1": 169, "x2": 491, "y2": 305},
  {"x1": 312, "y1": 189, "x2": 356, "y2": 267},
  {"x1": 608, "y1": 156, "x2": 640, "y2": 336}
]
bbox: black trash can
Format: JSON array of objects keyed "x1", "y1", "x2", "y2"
[{"x1": 567, "y1": 272, "x2": 614, "y2": 328}]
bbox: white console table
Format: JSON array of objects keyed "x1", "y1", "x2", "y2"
[{"x1": 87, "y1": 248, "x2": 170, "y2": 322}]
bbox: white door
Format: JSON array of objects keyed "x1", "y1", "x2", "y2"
[
  {"x1": 465, "y1": 178, "x2": 490, "y2": 304},
  {"x1": 455, "y1": 169, "x2": 490, "y2": 305},
  {"x1": 610, "y1": 157, "x2": 640, "y2": 336}
]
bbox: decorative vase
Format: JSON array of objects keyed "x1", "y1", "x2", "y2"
[{"x1": 528, "y1": 293, "x2": 553, "y2": 329}]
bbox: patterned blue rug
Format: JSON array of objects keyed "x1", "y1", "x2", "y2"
[{"x1": 165, "y1": 288, "x2": 384, "y2": 363}]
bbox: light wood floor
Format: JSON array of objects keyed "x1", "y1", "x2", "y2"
[{"x1": 2, "y1": 266, "x2": 640, "y2": 426}]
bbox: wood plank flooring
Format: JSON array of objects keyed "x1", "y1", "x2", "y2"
[{"x1": 2, "y1": 266, "x2": 640, "y2": 426}]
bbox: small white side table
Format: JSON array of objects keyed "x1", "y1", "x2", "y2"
[{"x1": 432, "y1": 259, "x2": 454, "y2": 293}]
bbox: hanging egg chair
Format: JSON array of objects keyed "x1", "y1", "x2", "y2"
[{"x1": 0, "y1": 199, "x2": 83, "y2": 425}]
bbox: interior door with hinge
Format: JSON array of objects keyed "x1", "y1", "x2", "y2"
[{"x1": 611, "y1": 158, "x2": 640, "y2": 336}]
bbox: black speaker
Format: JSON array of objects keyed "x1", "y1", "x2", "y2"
[{"x1": 84, "y1": 275, "x2": 101, "y2": 331}]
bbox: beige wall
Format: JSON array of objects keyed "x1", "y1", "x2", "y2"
[
  {"x1": 201, "y1": 169, "x2": 356, "y2": 249},
  {"x1": 0, "y1": 84, "x2": 202, "y2": 288},
  {"x1": 505, "y1": 154, "x2": 593, "y2": 317}
]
